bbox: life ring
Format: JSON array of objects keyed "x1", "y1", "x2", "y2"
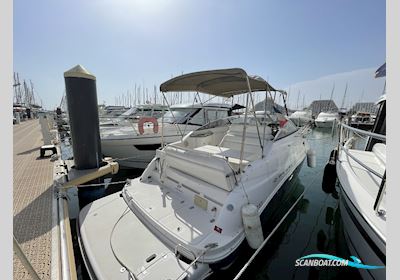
[
  {"x1": 279, "y1": 118, "x2": 288, "y2": 127},
  {"x1": 138, "y1": 117, "x2": 159, "y2": 135}
]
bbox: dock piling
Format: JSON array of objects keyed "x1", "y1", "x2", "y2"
[{"x1": 64, "y1": 65, "x2": 105, "y2": 207}]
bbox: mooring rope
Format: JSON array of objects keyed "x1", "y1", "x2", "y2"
[{"x1": 76, "y1": 180, "x2": 129, "y2": 188}]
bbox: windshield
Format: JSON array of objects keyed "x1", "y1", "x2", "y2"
[
  {"x1": 160, "y1": 108, "x2": 199, "y2": 124},
  {"x1": 232, "y1": 112, "x2": 277, "y2": 126},
  {"x1": 121, "y1": 107, "x2": 138, "y2": 116}
]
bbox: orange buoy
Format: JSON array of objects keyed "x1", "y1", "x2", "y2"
[{"x1": 138, "y1": 117, "x2": 159, "y2": 135}]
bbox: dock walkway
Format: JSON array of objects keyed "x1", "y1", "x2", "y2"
[{"x1": 13, "y1": 119, "x2": 54, "y2": 280}]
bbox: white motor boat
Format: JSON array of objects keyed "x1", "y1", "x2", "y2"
[
  {"x1": 99, "y1": 105, "x2": 129, "y2": 119},
  {"x1": 99, "y1": 104, "x2": 169, "y2": 128},
  {"x1": 314, "y1": 112, "x2": 338, "y2": 128},
  {"x1": 288, "y1": 110, "x2": 313, "y2": 126},
  {"x1": 349, "y1": 111, "x2": 376, "y2": 130},
  {"x1": 336, "y1": 94, "x2": 386, "y2": 279},
  {"x1": 101, "y1": 103, "x2": 238, "y2": 169},
  {"x1": 78, "y1": 68, "x2": 313, "y2": 280}
]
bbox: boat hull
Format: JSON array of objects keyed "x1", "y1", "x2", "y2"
[
  {"x1": 101, "y1": 134, "x2": 181, "y2": 169},
  {"x1": 338, "y1": 185, "x2": 386, "y2": 280},
  {"x1": 288, "y1": 117, "x2": 313, "y2": 127},
  {"x1": 210, "y1": 158, "x2": 306, "y2": 271},
  {"x1": 78, "y1": 149, "x2": 307, "y2": 280},
  {"x1": 78, "y1": 149, "x2": 307, "y2": 279},
  {"x1": 336, "y1": 146, "x2": 386, "y2": 280}
]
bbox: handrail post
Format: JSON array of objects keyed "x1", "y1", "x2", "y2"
[
  {"x1": 374, "y1": 171, "x2": 386, "y2": 215},
  {"x1": 239, "y1": 91, "x2": 250, "y2": 173}
]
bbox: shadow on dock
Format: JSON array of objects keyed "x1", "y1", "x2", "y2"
[
  {"x1": 17, "y1": 146, "x2": 41, "y2": 156},
  {"x1": 13, "y1": 185, "x2": 53, "y2": 244}
]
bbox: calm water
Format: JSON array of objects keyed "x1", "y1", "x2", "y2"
[{"x1": 62, "y1": 127, "x2": 365, "y2": 280}]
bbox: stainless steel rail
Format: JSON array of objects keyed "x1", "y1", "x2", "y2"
[
  {"x1": 374, "y1": 172, "x2": 386, "y2": 215},
  {"x1": 341, "y1": 123, "x2": 386, "y2": 141},
  {"x1": 341, "y1": 146, "x2": 384, "y2": 179},
  {"x1": 338, "y1": 122, "x2": 386, "y2": 213}
]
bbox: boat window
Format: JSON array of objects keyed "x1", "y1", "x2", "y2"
[
  {"x1": 206, "y1": 109, "x2": 229, "y2": 123},
  {"x1": 188, "y1": 108, "x2": 206, "y2": 125},
  {"x1": 151, "y1": 110, "x2": 165, "y2": 118},
  {"x1": 274, "y1": 117, "x2": 298, "y2": 140},
  {"x1": 142, "y1": 109, "x2": 154, "y2": 117}
]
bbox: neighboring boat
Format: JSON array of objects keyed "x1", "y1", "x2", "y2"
[
  {"x1": 336, "y1": 93, "x2": 386, "y2": 279},
  {"x1": 100, "y1": 102, "x2": 239, "y2": 169},
  {"x1": 349, "y1": 111, "x2": 376, "y2": 130},
  {"x1": 288, "y1": 109, "x2": 313, "y2": 126},
  {"x1": 314, "y1": 112, "x2": 338, "y2": 128},
  {"x1": 99, "y1": 105, "x2": 129, "y2": 118},
  {"x1": 99, "y1": 104, "x2": 168, "y2": 128},
  {"x1": 78, "y1": 68, "x2": 312, "y2": 280}
]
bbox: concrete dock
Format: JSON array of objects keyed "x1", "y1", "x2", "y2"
[{"x1": 13, "y1": 119, "x2": 54, "y2": 280}]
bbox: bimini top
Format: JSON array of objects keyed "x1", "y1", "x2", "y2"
[
  {"x1": 160, "y1": 68, "x2": 277, "y2": 97},
  {"x1": 170, "y1": 102, "x2": 239, "y2": 110}
]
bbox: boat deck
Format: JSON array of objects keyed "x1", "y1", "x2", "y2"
[{"x1": 13, "y1": 120, "x2": 54, "y2": 280}]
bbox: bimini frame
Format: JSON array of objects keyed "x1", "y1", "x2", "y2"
[{"x1": 159, "y1": 68, "x2": 288, "y2": 173}]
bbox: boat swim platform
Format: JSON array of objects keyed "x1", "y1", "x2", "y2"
[{"x1": 13, "y1": 119, "x2": 55, "y2": 280}]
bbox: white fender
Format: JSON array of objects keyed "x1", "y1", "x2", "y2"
[
  {"x1": 241, "y1": 204, "x2": 263, "y2": 249},
  {"x1": 307, "y1": 149, "x2": 316, "y2": 168}
]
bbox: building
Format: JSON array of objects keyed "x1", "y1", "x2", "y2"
[
  {"x1": 254, "y1": 97, "x2": 288, "y2": 114},
  {"x1": 309, "y1": 100, "x2": 338, "y2": 117}
]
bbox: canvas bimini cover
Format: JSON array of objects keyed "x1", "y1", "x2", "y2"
[{"x1": 160, "y1": 68, "x2": 277, "y2": 97}]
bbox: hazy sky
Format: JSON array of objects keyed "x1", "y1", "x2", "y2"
[{"x1": 14, "y1": 0, "x2": 385, "y2": 109}]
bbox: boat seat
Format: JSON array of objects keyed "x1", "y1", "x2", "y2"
[
  {"x1": 163, "y1": 146, "x2": 236, "y2": 192},
  {"x1": 193, "y1": 145, "x2": 251, "y2": 171},
  {"x1": 372, "y1": 143, "x2": 386, "y2": 167}
]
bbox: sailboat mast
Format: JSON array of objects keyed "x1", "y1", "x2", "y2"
[
  {"x1": 340, "y1": 82, "x2": 348, "y2": 109},
  {"x1": 154, "y1": 85, "x2": 157, "y2": 104},
  {"x1": 328, "y1": 83, "x2": 335, "y2": 111}
]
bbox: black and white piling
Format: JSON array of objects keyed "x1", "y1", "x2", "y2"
[{"x1": 64, "y1": 65, "x2": 105, "y2": 207}]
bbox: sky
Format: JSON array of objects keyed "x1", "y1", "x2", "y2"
[
  {"x1": 284, "y1": 67, "x2": 385, "y2": 110},
  {"x1": 13, "y1": 0, "x2": 385, "y2": 110}
]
